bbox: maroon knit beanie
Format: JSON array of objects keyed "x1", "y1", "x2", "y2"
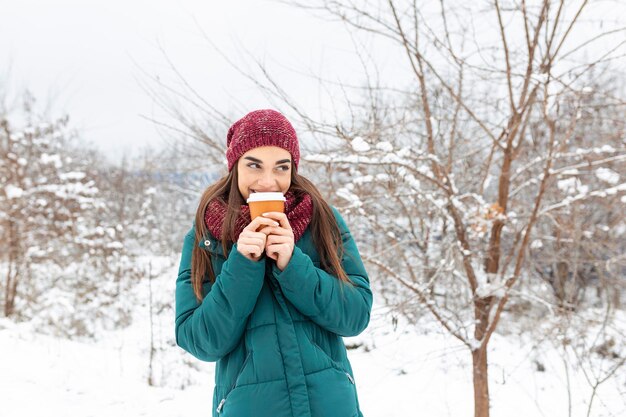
[{"x1": 226, "y1": 109, "x2": 300, "y2": 171}]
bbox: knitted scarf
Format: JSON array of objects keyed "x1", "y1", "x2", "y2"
[{"x1": 204, "y1": 190, "x2": 313, "y2": 242}]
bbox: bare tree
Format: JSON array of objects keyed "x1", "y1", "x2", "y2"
[
  {"x1": 0, "y1": 97, "x2": 100, "y2": 317},
  {"x1": 264, "y1": 2, "x2": 626, "y2": 416},
  {"x1": 142, "y1": 1, "x2": 626, "y2": 413},
  {"x1": 0, "y1": 91, "x2": 152, "y2": 337}
]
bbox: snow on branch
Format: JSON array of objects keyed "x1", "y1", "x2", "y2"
[{"x1": 540, "y1": 182, "x2": 626, "y2": 215}]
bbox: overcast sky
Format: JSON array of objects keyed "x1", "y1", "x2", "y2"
[
  {"x1": 2, "y1": 1, "x2": 624, "y2": 164},
  {"x1": 0, "y1": 0, "x2": 363, "y2": 162}
]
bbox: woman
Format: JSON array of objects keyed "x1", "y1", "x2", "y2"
[{"x1": 175, "y1": 109, "x2": 372, "y2": 417}]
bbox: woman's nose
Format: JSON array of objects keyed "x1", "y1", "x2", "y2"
[{"x1": 257, "y1": 171, "x2": 275, "y2": 187}]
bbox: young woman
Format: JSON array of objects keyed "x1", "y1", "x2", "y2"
[{"x1": 175, "y1": 109, "x2": 372, "y2": 417}]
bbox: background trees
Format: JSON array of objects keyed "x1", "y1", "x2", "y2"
[
  {"x1": 249, "y1": 1, "x2": 626, "y2": 416},
  {"x1": 0, "y1": 91, "x2": 194, "y2": 338}
]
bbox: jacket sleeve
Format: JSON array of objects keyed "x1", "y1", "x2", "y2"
[
  {"x1": 272, "y1": 208, "x2": 372, "y2": 337},
  {"x1": 175, "y1": 227, "x2": 265, "y2": 361}
]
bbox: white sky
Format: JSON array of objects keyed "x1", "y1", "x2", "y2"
[
  {"x1": 1, "y1": 1, "x2": 624, "y2": 164},
  {"x1": 0, "y1": 0, "x2": 362, "y2": 162}
]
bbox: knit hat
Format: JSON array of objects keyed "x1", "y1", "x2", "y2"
[{"x1": 226, "y1": 109, "x2": 300, "y2": 171}]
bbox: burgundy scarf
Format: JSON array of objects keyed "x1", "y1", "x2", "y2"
[{"x1": 204, "y1": 190, "x2": 313, "y2": 242}]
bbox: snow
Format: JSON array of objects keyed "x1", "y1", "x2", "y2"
[
  {"x1": 598, "y1": 145, "x2": 616, "y2": 153},
  {"x1": 35, "y1": 182, "x2": 98, "y2": 200},
  {"x1": 396, "y1": 167, "x2": 421, "y2": 190},
  {"x1": 304, "y1": 154, "x2": 332, "y2": 163},
  {"x1": 5, "y1": 184, "x2": 24, "y2": 199},
  {"x1": 106, "y1": 241, "x2": 124, "y2": 250},
  {"x1": 574, "y1": 146, "x2": 617, "y2": 155},
  {"x1": 544, "y1": 182, "x2": 626, "y2": 213},
  {"x1": 351, "y1": 136, "x2": 371, "y2": 152},
  {"x1": 336, "y1": 186, "x2": 363, "y2": 207},
  {"x1": 40, "y1": 153, "x2": 63, "y2": 168},
  {"x1": 353, "y1": 175, "x2": 374, "y2": 184},
  {"x1": 1, "y1": 261, "x2": 625, "y2": 417},
  {"x1": 595, "y1": 167, "x2": 619, "y2": 185},
  {"x1": 25, "y1": 246, "x2": 47, "y2": 258},
  {"x1": 557, "y1": 177, "x2": 588, "y2": 195},
  {"x1": 474, "y1": 268, "x2": 506, "y2": 299},
  {"x1": 59, "y1": 171, "x2": 87, "y2": 181},
  {"x1": 3, "y1": 310, "x2": 625, "y2": 416},
  {"x1": 375, "y1": 141, "x2": 393, "y2": 152},
  {"x1": 476, "y1": 282, "x2": 506, "y2": 298}
]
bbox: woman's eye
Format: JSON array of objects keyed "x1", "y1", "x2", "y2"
[
  {"x1": 276, "y1": 165, "x2": 290, "y2": 172},
  {"x1": 247, "y1": 163, "x2": 261, "y2": 169}
]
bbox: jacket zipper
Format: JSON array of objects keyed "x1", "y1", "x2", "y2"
[
  {"x1": 346, "y1": 372, "x2": 355, "y2": 384},
  {"x1": 216, "y1": 351, "x2": 252, "y2": 414},
  {"x1": 216, "y1": 398, "x2": 226, "y2": 413}
]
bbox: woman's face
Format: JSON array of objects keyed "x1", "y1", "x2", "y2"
[{"x1": 237, "y1": 146, "x2": 292, "y2": 200}]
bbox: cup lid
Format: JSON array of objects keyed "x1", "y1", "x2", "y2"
[{"x1": 246, "y1": 192, "x2": 286, "y2": 203}]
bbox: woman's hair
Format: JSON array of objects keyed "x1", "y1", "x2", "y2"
[{"x1": 190, "y1": 163, "x2": 350, "y2": 301}]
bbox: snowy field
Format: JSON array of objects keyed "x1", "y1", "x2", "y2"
[{"x1": 1, "y1": 262, "x2": 625, "y2": 417}]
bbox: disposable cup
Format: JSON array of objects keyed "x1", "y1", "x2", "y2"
[{"x1": 246, "y1": 192, "x2": 286, "y2": 220}]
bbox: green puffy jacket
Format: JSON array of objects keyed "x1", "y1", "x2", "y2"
[{"x1": 175, "y1": 207, "x2": 372, "y2": 417}]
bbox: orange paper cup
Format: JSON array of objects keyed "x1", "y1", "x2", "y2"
[{"x1": 247, "y1": 192, "x2": 286, "y2": 220}]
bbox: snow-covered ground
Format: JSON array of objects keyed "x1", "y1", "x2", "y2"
[{"x1": 1, "y1": 262, "x2": 625, "y2": 417}]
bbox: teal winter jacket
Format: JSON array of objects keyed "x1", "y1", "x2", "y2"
[{"x1": 175, "y1": 207, "x2": 372, "y2": 417}]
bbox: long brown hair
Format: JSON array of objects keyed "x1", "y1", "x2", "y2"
[{"x1": 190, "y1": 163, "x2": 350, "y2": 301}]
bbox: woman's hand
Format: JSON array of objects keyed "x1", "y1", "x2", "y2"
[
  {"x1": 261, "y1": 212, "x2": 295, "y2": 271},
  {"x1": 236, "y1": 216, "x2": 280, "y2": 261}
]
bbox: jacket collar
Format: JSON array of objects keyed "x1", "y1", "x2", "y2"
[{"x1": 198, "y1": 234, "x2": 229, "y2": 258}]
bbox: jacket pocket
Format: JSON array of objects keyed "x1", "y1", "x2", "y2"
[
  {"x1": 305, "y1": 365, "x2": 358, "y2": 417},
  {"x1": 305, "y1": 332, "x2": 352, "y2": 378},
  {"x1": 216, "y1": 350, "x2": 253, "y2": 414}
]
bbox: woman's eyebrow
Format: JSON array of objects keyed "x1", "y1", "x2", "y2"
[{"x1": 243, "y1": 156, "x2": 291, "y2": 165}]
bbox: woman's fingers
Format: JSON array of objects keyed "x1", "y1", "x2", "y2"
[
  {"x1": 239, "y1": 244, "x2": 263, "y2": 258},
  {"x1": 239, "y1": 232, "x2": 267, "y2": 244},
  {"x1": 266, "y1": 243, "x2": 288, "y2": 257},
  {"x1": 261, "y1": 212, "x2": 292, "y2": 231},
  {"x1": 238, "y1": 238, "x2": 265, "y2": 250},
  {"x1": 245, "y1": 216, "x2": 279, "y2": 232},
  {"x1": 266, "y1": 234, "x2": 292, "y2": 245},
  {"x1": 260, "y1": 226, "x2": 293, "y2": 237},
  {"x1": 238, "y1": 221, "x2": 273, "y2": 260},
  {"x1": 237, "y1": 215, "x2": 294, "y2": 263},
  {"x1": 265, "y1": 249, "x2": 277, "y2": 260}
]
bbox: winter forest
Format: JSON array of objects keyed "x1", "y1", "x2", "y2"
[{"x1": 1, "y1": 1, "x2": 625, "y2": 417}]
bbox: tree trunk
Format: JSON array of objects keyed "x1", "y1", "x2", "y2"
[
  {"x1": 4, "y1": 222, "x2": 18, "y2": 317},
  {"x1": 472, "y1": 347, "x2": 490, "y2": 417},
  {"x1": 147, "y1": 262, "x2": 155, "y2": 386},
  {"x1": 4, "y1": 261, "x2": 13, "y2": 317},
  {"x1": 4, "y1": 263, "x2": 19, "y2": 317}
]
